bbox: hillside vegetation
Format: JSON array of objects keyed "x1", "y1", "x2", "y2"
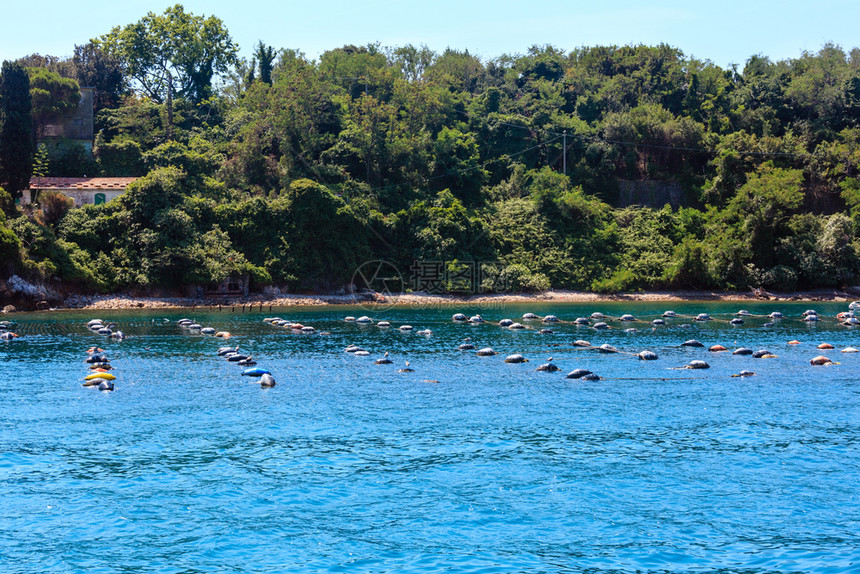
[{"x1": 2, "y1": 6, "x2": 860, "y2": 296}]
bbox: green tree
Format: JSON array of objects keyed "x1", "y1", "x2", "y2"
[
  {"x1": 390, "y1": 44, "x2": 435, "y2": 83},
  {"x1": 223, "y1": 62, "x2": 341, "y2": 190},
  {"x1": 253, "y1": 41, "x2": 276, "y2": 85},
  {"x1": 0, "y1": 61, "x2": 34, "y2": 203},
  {"x1": 318, "y1": 44, "x2": 390, "y2": 98},
  {"x1": 0, "y1": 219, "x2": 21, "y2": 271},
  {"x1": 186, "y1": 225, "x2": 253, "y2": 284},
  {"x1": 73, "y1": 42, "x2": 125, "y2": 110},
  {"x1": 425, "y1": 48, "x2": 486, "y2": 93},
  {"x1": 27, "y1": 67, "x2": 80, "y2": 138},
  {"x1": 0, "y1": 187, "x2": 14, "y2": 218},
  {"x1": 399, "y1": 189, "x2": 491, "y2": 263},
  {"x1": 99, "y1": 4, "x2": 238, "y2": 104},
  {"x1": 601, "y1": 103, "x2": 706, "y2": 179},
  {"x1": 727, "y1": 164, "x2": 804, "y2": 268},
  {"x1": 32, "y1": 143, "x2": 49, "y2": 178},
  {"x1": 282, "y1": 178, "x2": 372, "y2": 288},
  {"x1": 16, "y1": 53, "x2": 75, "y2": 78},
  {"x1": 431, "y1": 127, "x2": 487, "y2": 204},
  {"x1": 815, "y1": 213, "x2": 860, "y2": 285},
  {"x1": 664, "y1": 238, "x2": 711, "y2": 288},
  {"x1": 43, "y1": 138, "x2": 97, "y2": 177},
  {"x1": 514, "y1": 45, "x2": 566, "y2": 85},
  {"x1": 96, "y1": 138, "x2": 145, "y2": 176}
]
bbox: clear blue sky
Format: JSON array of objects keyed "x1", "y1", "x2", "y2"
[{"x1": 2, "y1": 0, "x2": 858, "y2": 69}]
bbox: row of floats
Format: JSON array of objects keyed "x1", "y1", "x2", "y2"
[
  {"x1": 263, "y1": 317, "x2": 320, "y2": 334},
  {"x1": 81, "y1": 319, "x2": 122, "y2": 391},
  {"x1": 67, "y1": 303, "x2": 860, "y2": 391},
  {"x1": 82, "y1": 347, "x2": 116, "y2": 391},
  {"x1": 446, "y1": 308, "x2": 860, "y2": 328},
  {"x1": 175, "y1": 318, "x2": 275, "y2": 388},
  {"x1": 86, "y1": 318, "x2": 126, "y2": 339},
  {"x1": 215, "y1": 345, "x2": 276, "y2": 387},
  {"x1": 341, "y1": 334, "x2": 850, "y2": 381},
  {"x1": 176, "y1": 318, "x2": 231, "y2": 338},
  {"x1": 341, "y1": 315, "x2": 433, "y2": 334},
  {"x1": 332, "y1": 307, "x2": 860, "y2": 380}
]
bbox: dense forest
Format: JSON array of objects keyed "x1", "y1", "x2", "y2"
[{"x1": 2, "y1": 5, "x2": 860, "y2": 298}]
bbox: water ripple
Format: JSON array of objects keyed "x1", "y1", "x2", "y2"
[{"x1": 1, "y1": 303, "x2": 859, "y2": 572}]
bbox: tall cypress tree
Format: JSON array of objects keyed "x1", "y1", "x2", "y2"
[
  {"x1": 0, "y1": 61, "x2": 35, "y2": 200},
  {"x1": 254, "y1": 42, "x2": 276, "y2": 85}
]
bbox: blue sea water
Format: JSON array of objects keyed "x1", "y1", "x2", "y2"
[{"x1": 1, "y1": 302, "x2": 859, "y2": 573}]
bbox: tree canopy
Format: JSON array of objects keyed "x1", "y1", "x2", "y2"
[
  {"x1": 99, "y1": 4, "x2": 238, "y2": 104},
  {"x1": 27, "y1": 67, "x2": 80, "y2": 136},
  {"x1": 4, "y1": 20, "x2": 860, "y2": 295},
  {"x1": 0, "y1": 61, "x2": 34, "y2": 203}
]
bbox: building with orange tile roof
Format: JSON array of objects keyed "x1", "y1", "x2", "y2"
[{"x1": 27, "y1": 177, "x2": 138, "y2": 206}]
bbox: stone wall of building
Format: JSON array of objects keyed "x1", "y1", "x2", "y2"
[{"x1": 62, "y1": 189, "x2": 126, "y2": 206}]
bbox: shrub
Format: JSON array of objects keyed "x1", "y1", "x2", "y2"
[
  {"x1": 0, "y1": 187, "x2": 16, "y2": 218},
  {"x1": 0, "y1": 226, "x2": 21, "y2": 268},
  {"x1": 96, "y1": 138, "x2": 145, "y2": 176},
  {"x1": 663, "y1": 239, "x2": 712, "y2": 289},
  {"x1": 497, "y1": 263, "x2": 551, "y2": 293},
  {"x1": 816, "y1": 213, "x2": 860, "y2": 286},
  {"x1": 38, "y1": 191, "x2": 74, "y2": 226},
  {"x1": 591, "y1": 267, "x2": 636, "y2": 293},
  {"x1": 44, "y1": 138, "x2": 97, "y2": 177}
]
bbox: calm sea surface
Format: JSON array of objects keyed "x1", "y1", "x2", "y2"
[{"x1": 1, "y1": 302, "x2": 859, "y2": 573}]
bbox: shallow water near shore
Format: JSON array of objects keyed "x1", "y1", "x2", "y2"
[{"x1": 1, "y1": 302, "x2": 859, "y2": 572}]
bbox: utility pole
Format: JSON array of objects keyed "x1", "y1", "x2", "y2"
[{"x1": 563, "y1": 130, "x2": 567, "y2": 176}]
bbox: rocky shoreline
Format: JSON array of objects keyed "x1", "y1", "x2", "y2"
[
  {"x1": 3, "y1": 270, "x2": 860, "y2": 312},
  {"x1": 0, "y1": 287, "x2": 856, "y2": 313}
]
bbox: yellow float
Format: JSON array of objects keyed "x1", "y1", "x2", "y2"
[{"x1": 85, "y1": 372, "x2": 116, "y2": 381}]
